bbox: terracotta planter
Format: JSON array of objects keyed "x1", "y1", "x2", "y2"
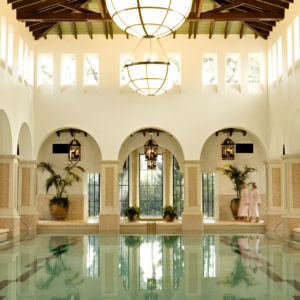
[
  {"x1": 164, "y1": 213, "x2": 175, "y2": 222},
  {"x1": 50, "y1": 204, "x2": 68, "y2": 220},
  {"x1": 128, "y1": 214, "x2": 138, "y2": 222},
  {"x1": 230, "y1": 198, "x2": 240, "y2": 220}
]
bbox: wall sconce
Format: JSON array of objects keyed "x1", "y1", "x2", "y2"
[{"x1": 222, "y1": 138, "x2": 235, "y2": 160}]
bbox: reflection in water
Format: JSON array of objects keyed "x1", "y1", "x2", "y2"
[
  {"x1": 203, "y1": 235, "x2": 216, "y2": 278},
  {"x1": 221, "y1": 236, "x2": 257, "y2": 287},
  {"x1": 37, "y1": 237, "x2": 84, "y2": 293},
  {"x1": 0, "y1": 233, "x2": 299, "y2": 299},
  {"x1": 86, "y1": 236, "x2": 100, "y2": 278}
]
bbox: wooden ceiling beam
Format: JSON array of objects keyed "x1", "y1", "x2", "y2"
[
  {"x1": 243, "y1": 21, "x2": 268, "y2": 39},
  {"x1": 29, "y1": 21, "x2": 56, "y2": 32},
  {"x1": 17, "y1": 11, "x2": 110, "y2": 22},
  {"x1": 224, "y1": 21, "x2": 229, "y2": 38},
  {"x1": 196, "y1": 0, "x2": 205, "y2": 17},
  {"x1": 87, "y1": 22, "x2": 93, "y2": 39},
  {"x1": 240, "y1": 23, "x2": 244, "y2": 38},
  {"x1": 58, "y1": 23, "x2": 63, "y2": 39},
  {"x1": 108, "y1": 22, "x2": 113, "y2": 39},
  {"x1": 103, "y1": 22, "x2": 108, "y2": 39},
  {"x1": 97, "y1": 0, "x2": 106, "y2": 17},
  {"x1": 33, "y1": 22, "x2": 60, "y2": 40},
  {"x1": 187, "y1": 11, "x2": 284, "y2": 21},
  {"x1": 188, "y1": 21, "x2": 193, "y2": 39},
  {"x1": 72, "y1": 22, "x2": 77, "y2": 39},
  {"x1": 247, "y1": 21, "x2": 273, "y2": 31},
  {"x1": 209, "y1": 21, "x2": 214, "y2": 39}
]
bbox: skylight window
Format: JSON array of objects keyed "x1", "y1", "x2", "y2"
[
  {"x1": 294, "y1": 17, "x2": 300, "y2": 61},
  {"x1": 120, "y1": 54, "x2": 134, "y2": 86},
  {"x1": 225, "y1": 54, "x2": 240, "y2": 84},
  {"x1": 24, "y1": 44, "x2": 29, "y2": 82},
  {"x1": 7, "y1": 25, "x2": 13, "y2": 68},
  {"x1": 277, "y1": 37, "x2": 283, "y2": 76},
  {"x1": 248, "y1": 53, "x2": 263, "y2": 84},
  {"x1": 0, "y1": 17, "x2": 7, "y2": 61},
  {"x1": 268, "y1": 49, "x2": 272, "y2": 85},
  {"x1": 18, "y1": 38, "x2": 23, "y2": 77},
  {"x1": 287, "y1": 25, "x2": 293, "y2": 68},
  {"x1": 167, "y1": 53, "x2": 181, "y2": 84},
  {"x1": 61, "y1": 54, "x2": 76, "y2": 85},
  {"x1": 202, "y1": 54, "x2": 217, "y2": 85},
  {"x1": 38, "y1": 54, "x2": 53, "y2": 85},
  {"x1": 272, "y1": 44, "x2": 277, "y2": 81},
  {"x1": 84, "y1": 54, "x2": 99, "y2": 85},
  {"x1": 29, "y1": 50, "x2": 34, "y2": 86}
]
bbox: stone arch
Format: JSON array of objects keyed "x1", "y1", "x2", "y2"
[
  {"x1": 0, "y1": 109, "x2": 13, "y2": 154},
  {"x1": 118, "y1": 126, "x2": 185, "y2": 173},
  {"x1": 17, "y1": 122, "x2": 33, "y2": 160},
  {"x1": 200, "y1": 126, "x2": 267, "y2": 220}
]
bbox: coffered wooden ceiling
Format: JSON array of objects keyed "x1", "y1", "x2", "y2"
[{"x1": 8, "y1": 0, "x2": 293, "y2": 40}]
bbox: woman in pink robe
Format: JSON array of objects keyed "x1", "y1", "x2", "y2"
[
  {"x1": 238, "y1": 183, "x2": 249, "y2": 221},
  {"x1": 249, "y1": 183, "x2": 261, "y2": 223}
]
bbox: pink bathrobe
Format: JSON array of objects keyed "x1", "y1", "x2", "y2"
[
  {"x1": 238, "y1": 188, "x2": 249, "y2": 217},
  {"x1": 249, "y1": 188, "x2": 261, "y2": 218}
]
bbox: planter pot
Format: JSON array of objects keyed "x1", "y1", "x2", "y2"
[
  {"x1": 230, "y1": 198, "x2": 240, "y2": 220},
  {"x1": 50, "y1": 204, "x2": 68, "y2": 220},
  {"x1": 127, "y1": 214, "x2": 138, "y2": 222},
  {"x1": 164, "y1": 213, "x2": 175, "y2": 222}
]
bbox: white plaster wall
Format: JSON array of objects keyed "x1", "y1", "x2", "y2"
[
  {"x1": 33, "y1": 34, "x2": 268, "y2": 161},
  {"x1": 267, "y1": 0, "x2": 300, "y2": 158},
  {"x1": 0, "y1": 2, "x2": 35, "y2": 157}
]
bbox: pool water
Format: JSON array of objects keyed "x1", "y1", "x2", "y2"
[{"x1": 0, "y1": 233, "x2": 299, "y2": 300}]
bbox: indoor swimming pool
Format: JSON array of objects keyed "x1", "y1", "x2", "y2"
[{"x1": 0, "y1": 233, "x2": 299, "y2": 300}]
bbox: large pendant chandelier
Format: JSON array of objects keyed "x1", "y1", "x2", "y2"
[
  {"x1": 123, "y1": 39, "x2": 178, "y2": 96},
  {"x1": 123, "y1": 61, "x2": 177, "y2": 96},
  {"x1": 106, "y1": 0, "x2": 193, "y2": 38}
]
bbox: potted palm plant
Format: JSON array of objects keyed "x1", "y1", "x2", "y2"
[
  {"x1": 163, "y1": 205, "x2": 178, "y2": 222},
  {"x1": 37, "y1": 161, "x2": 85, "y2": 220},
  {"x1": 124, "y1": 206, "x2": 141, "y2": 222},
  {"x1": 216, "y1": 165, "x2": 256, "y2": 219}
]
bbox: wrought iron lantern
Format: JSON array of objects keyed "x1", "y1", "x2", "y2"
[
  {"x1": 144, "y1": 136, "x2": 158, "y2": 161},
  {"x1": 147, "y1": 159, "x2": 157, "y2": 169},
  {"x1": 69, "y1": 138, "x2": 81, "y2": 161},
  {"x1": 222, "y1": 138, "x2": 235, "y2": 160},
  {"x1": 106, "y1": 0, "x2": 193, "y2": 38}
]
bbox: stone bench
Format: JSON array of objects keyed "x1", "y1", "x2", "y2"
[
  {"x1": 293, "y1": 228, "x2": 300, "y2": 242},
  {"x1": 0, "y1": 229, "x2": 9, "y2": 242}
]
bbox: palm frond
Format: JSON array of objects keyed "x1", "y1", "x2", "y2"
[{"x1": 37, "y1": 162, "x2": 56, "y2": 176}]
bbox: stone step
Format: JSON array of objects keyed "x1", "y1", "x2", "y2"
[{"x1": 0, "y1": 229, "x2": 9, "y2": 242}]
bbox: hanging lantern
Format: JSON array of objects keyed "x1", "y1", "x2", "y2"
[
  {"x1": 69, "y1": 138, "x2": 81, "y2": 161},
  {"x1": 144, "y1": 136, "x2": 158, "y2": 161},
  {"x1": 147, "y1": 159, "x2": 157, "y2": 169},
  {"x1": 222, "y1": 138, "x2": 235, "y2": 160},
  {"x1": 106, "y1": 0, "x2": 193, "y2": 39},
  {"x1": 123, "y1": 61, "x2": 178, "y2": 96}
]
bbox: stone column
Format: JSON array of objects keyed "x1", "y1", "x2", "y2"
[
  {"x1": 182, "y1": 161, "x2": 203, "y2": 232},
  {"x1": 99, "y1": 161, "x2": 120, "y2": 232},
  {"x1": 281, "y1": 154, "x2": 300, "y2": 236},
  {"x1": 264, "y1": 159, "x2": 286, "y2": 233},
  {"x1": 18, "y1": 160, "x2": 39, "y2": 232},
  {"x1": 0, "y1": 155, "x2": 20, "y2": 236},
  {"x1": 129, "y1": 151, "x2": 138, "y2": 206},
  {"x1": 163, "y1": 150, "x2": 173, "y2": 206}
]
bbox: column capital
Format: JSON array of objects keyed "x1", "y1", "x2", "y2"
[
  {"x1": 282, "y1": 154, "x2": 300, "y2": 161},
  {"x1": 264, "y1": 159, "x2": 284, "y2": 166},
  {"x1": 0, "y1": 154, "x2": 18, "y2": 161},
  {"x1": 18, "y1": 160, "x2": 37, "y2": 166},
  {"x1": 184, "y1": 160, "x2": 201, "y2": 166}
]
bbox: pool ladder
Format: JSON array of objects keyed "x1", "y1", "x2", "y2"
[{"x1": 20, "y1": 217, "x2": 32, "y2": 232}]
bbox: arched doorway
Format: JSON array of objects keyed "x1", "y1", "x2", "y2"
[
  {"x1": 37, "y1": 128, "x2": 102, "y2": 221},
  {"x1": 118, "y1": 128, "x2": 185, "y2": 218},
  {"x1": 200, "y1": 128, "x2": 267, "y2": 220}
]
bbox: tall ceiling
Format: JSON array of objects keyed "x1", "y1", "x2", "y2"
[{"x1": 8, "y1": 0, "x2": 292, "y2": 40}]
